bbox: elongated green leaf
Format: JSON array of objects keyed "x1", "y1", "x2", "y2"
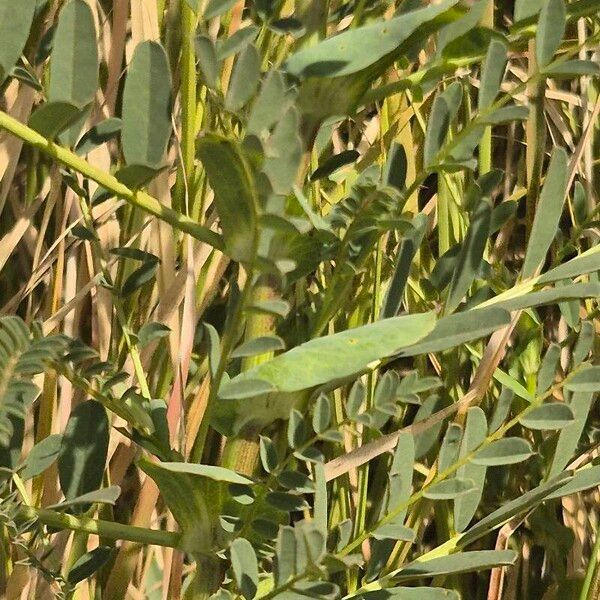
[
  {"x1": 221, "y1": 312, "x2": 435, "y2": 396},
  {"x1": 489, "y1": 388, "x2": 514, "y2": 433},
  {"x1": 565, "y1": 366, "x2": 600, "y2": 392},
  {"x1": 424, "y1": 82, "x2": 462, "y2": 167},
  {"x1": 122, "y1": 41, "x2": 172, "y2": 170},
  {"x1": 536, "y1": 0, "x2": 566, "y2": 68},
  {"x1": 394, "y1": 550, "x2": 517, "y2": 581},
  {"x1": 58, "y1": 401, "x2": 109, "y2": 510},
  {"x1": 0, "y1": 1, "x2": 36, "y2": 82},
  {"x1": 490, "y1": 283, "x2": 600, "y2": 314},
  {"x1": 197, "y1": 135, "x2": 258, "y2": 261},
  {"x1": 248, "y1": 70, "x2": 291, "y2": 136},
  {"x1": 522, "y1": 147, "x2": 568, "y2": 278},
  {"x1": 519, "y1": 403, "x2": 574, "y2": 430},
  {"x1": 275, "y1": 526, "x2": 296, "y2": 584},
  {"x1": 424, "y1": 478, "x2": 476, "y2": 500},
  {"x1": 145, "y1": 461, "x2": 252, "y2": 484},
  {"x1": 49, "y1": 485, "x2": 121, "y2": 509},
  {"x1": 479, "y1": 39, "x2": 508, "y2": 110},
  {"x1": 536, "y1": 343, "x2": 561, "y2": 393},
  {"x1": 446, "y1": 200, "x2": 491, "y2": 313},
  {"x1": 312, "y1": 394, "x2": 331, "y2": 434},
  {"x1": 311, "y1": 150, "x2": 359, "y2": 181},
  {"x1": 545, "y1": 59, "x2": 600, "y2": 77},
  {"x1": 537, "y1": 247, "x2": 600, "y2": 285},
  {"x1": 225, "y1": 44, "x2": 260, "y2": 112},
  {"x1": 399, "y1": 307, "x2": 510, "y2": 357},
  {"x1": 549, "y1": 392, "x2": 594, "y2": 477},
  {"x1": 231, "y1": 336, "x2": 285, "y2": 359},
  {"x1": 382, "y1": 214, "x2": 427, "y2": 319},
  {"x1": 547, "y1": 465, "x2": 600, "y2": 499},
  {"x1": 20, "y1": 434, "x2": 62, "y2": 480},
  {"x1": 454, "y1": 407, "x2": 487, "y2": 531},
  {"x1": 372, "y1": 522, "x2": 416, "y2": 541},
  {"x1": 67, "y1": 546, "x2": 112, "y2": 584},
  {"x1": 285, "y1": 0, "x2": 458, "y2": 79},
  {"x1": 355, "y1": 588, "x2": 459, "y2": 600},
  {"x1": 230, "y1": 538, "x2": 258, "y2": 600},
  {"x1": 462, "y1": 471, "x2": 572, "y2": 544},
  {"x1": 49, "y1": 0, "x2": 98, "y2": 107},
  {"x1": 573, "y1": 321, "x2": 594, "y2": 365},
  {"x1": 439, "y1": 424, "x2": 462, "y2": 472},
  {"x1": 259, "y1": 436, "x2": 279, "y2": 473},
  {"x1": 472, "y1": 438, "x2": 533, "y2": 465},
  {"x1": 195, "y1": 34, "x2": 220, "y2": 89}
]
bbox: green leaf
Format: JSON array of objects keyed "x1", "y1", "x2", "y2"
[
  {"x1": 394, "y1": 550, "x2": 517, "y2": 581},
  {"x1": 310, "y1": 150, "x2": 359, "y2": 181},
  {"x1": 49, "y1": 0, "x2": 98, "y2": 107},
  {"x1": 372, "y1": 522, "x2": 416, "y2": 541},
  {"x1": 266, "y1": 491, "x2": 308, "y2": 512},
  {"x1": 565, "y1": 366, "x2": 600, "y2": 392},
  {"x1": 284, "y1": 0, "x2": 459, "y2": 79},
  {"x1": 20, "y1": 434, "x2": 62, "y2": 480},
  {"x1": 536, "y1": 343, "x2": 561, "y2": 393},
  {"x1": 225, "y1": 44, "x2": 260, "y2": 112},
  {"x1": 424, "y1": 82, "x2": 462, "y2": 166},
  {"x1": 382, "y1": 142, "x2": 408, "y2": 191},
  {"x1": 399, "y1": 307, "x2": 510, "y2": 357},
  {"x1": 0, "y1": 1, "x2": 36, "y2": 82},
  {"x1": 58, "y1": 401, "x2": 109, "y2": 510},
  {"x1": 439, "y1": 424, "x2": 462, "y2": 472},
  {"x1": 519, "y1": 403, "x2": 575, "y2": 430},
  {"x1": 137, "y1": 322, "x2": 171, "y2": 348},
  {"x1": 355, "y1": 588, "x2": 460, "y2": 600},
  {"x1": 536, "y1": 0, "x2": 566, "y2": 68},
  {"x1": 120, "y1": 261, "x2": 159, "y2": 297},
  {"x1": 573, "y1": 320, "x2": 594, "y2": 365},
  {"x1": 230, "y1": 538, "x2": 258, "y2": 600},
  {"x1": 549, "y1": 392, "x2": 594, "y2": 477},
  {"x1": 382, "y1": 214, "x2": 427, "y2": 319},
  {"x1": 489, "y1": 388, "x2": 514, "y2": 433},
  {"x1": 231, "y1": 336, "x2": 285, "y2": 359},
  {"x1": 537, "y1": 248, "x2": 600, "y2": 285},
  {"x1": 480, "y1": 105, "x2": 529, "y2": 124},
  {"x1": 547, "y1": 465, "x2": 600, "y2": 500},
  {"x1": 454, "y1": 407, "x2": 487, "y2": 531},
  {"x1": 275, "y1": 526, "x2": 296, "y2": 584},
  {"x1": 195, "y1": 34, "x2": 220, "y2": 89},
  {"x1": 544, "y1": 59, "x2": 600, "y2": 77},
  {"x1": 144, "y1": 461, "x2": 252, "y2": 485},
  {"x1": 204, "y1": 0, "x2": 238, "y2": 19},
  {"x1": 313, "y1": 394, "x2": 331, "y2": 434},
  {"x1": 259, "y1": 436, "x2": 279, "y2": 473},
  {"x1": 67, "y1": 546, "x2": 112, "y2": 584},
  {"x1": 288, "y1": 409, "x2": 307, "y2": 449},
  {"x1": 445, "y1": 199, "x2": 491, "y2": 313},
  {"x1": 478, "y1": 39, "x2": 508, "y2": 110},
  {"x1": 461, "y1": 472, "x2": 573, "y2": 545},
  {"x1": 197, "y1": 135, "x2": 258, "y2": 261},
  {"x1": 28, "y1": 101, "x2": 82, "y2": 139},
  {"x1": 221, "y1": 312, "x2": 436, "y2": 396},
  {"x1": 218, "y1": 26, "x2": 259, "y2": 61},
  {"x1": 49, "y1": 485, "x2": 121, "y2": 509},
  {"x1": 423, "y1": 478, "x2": 476, "y2": 500},
  {"x1": 247, "y1": 70, "x2": 291, "y2": 136},
  {"x1": 122, "y1": 41, "x2": 172, "y2": 170},
  {"x1": 522, "y1": 145, "x2": 568, "y2": 279},
  {"x1": 472, "y1": 437, "x2": 533, "y2": 465},
  {"x1": 75, "y1": 118, "x2": 122, "y2": 156},
  {"x1": 218, "y1": 378, "x2": 277, "y2": 399}
]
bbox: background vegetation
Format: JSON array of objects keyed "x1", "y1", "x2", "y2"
[{"x1": 1, "y1": 0, "x2": 600, "y2": 598}]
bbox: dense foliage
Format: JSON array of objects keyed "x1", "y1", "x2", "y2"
[{"x1": 1, "y1": 0, "x2": 600, "y2": 598}]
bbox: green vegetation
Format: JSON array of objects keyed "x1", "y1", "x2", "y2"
[{"x1": 1, "y1": 0, "x2": 600, "y2": 598}]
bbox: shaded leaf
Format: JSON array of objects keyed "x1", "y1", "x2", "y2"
[
  {"x1": 519, "y1": 403, "x2": 574, "y2": 430},
  {"x1": 230, "y1": 538, "x2": 258, "y2": 600},
  {"x1": 20, "y1": 434, "x2": 62, "y2": 480},
  {"x1": 225, "y1": 44, "x2": 260, "y2": 112},
  {"x1": 67, "y1": 546, "x2": 112, "y2": 584}
]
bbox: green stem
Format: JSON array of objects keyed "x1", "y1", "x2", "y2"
[
  {"x1": 15, "y1": 505, "x2": 181, "y2": 548},
  {"x1": 580, "y1": 525, "x2": 600, "y2": 600},
  {"x1": 0, "y1": 110, "x2": 222, "y2": 249}
]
